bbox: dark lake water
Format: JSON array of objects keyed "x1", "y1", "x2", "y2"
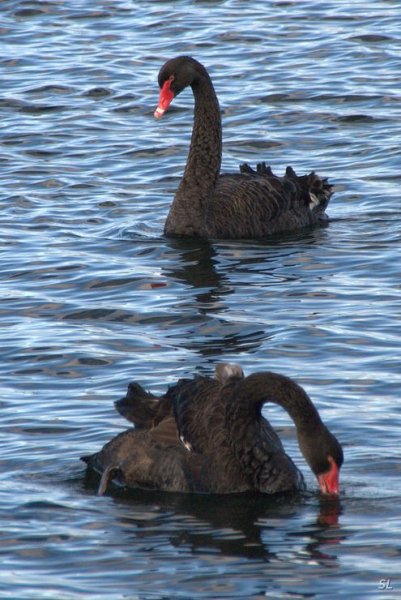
[{"x1": 1, "y1": 0, "x2": 401, "y2": 598}]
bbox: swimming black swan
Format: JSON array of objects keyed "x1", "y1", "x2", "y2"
[
  {"x1": 154, "y1": 56, "x2": 333, "y2": 239},
  {"x1": 81, "y1": 363, "x2": 343, "y2": 496}
]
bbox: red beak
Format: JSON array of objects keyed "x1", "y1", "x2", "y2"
[
  {"x1": 154, "y1": 78, "x2": 174, "y2": 119},
  {"x1": 317, "y1": 456, "x2": 340, "y2": 496}
]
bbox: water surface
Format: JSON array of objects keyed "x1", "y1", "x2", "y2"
[{"x1": 1, "y1": 1, "x2": 401, "y2": 598}]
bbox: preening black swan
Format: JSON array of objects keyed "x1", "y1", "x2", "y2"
[
  {"x1": 81, "y1": 363, "x2": 343, "y2": 496},
  {"x1": 154, "y1": 56, "x2": 333, "y2": 239}
]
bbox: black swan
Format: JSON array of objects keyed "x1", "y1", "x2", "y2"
[
  {"x1": 81, "y1": 363, "x2": 343, "y2": 496},
  {"x1": 154, "y1": 56, "x2": 333, "y2": 239}
]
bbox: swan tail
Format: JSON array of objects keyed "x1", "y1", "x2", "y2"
[
  {"x1": 240, "y1": 162, "x2": 332, "y2": 215},
  {"x1": 115, "y1": 382, "x2": 169, "y2": 428},
  {"x1": 296, "y1": 170, "x2": 333, "y2": 215},
  {"x1": 240, "y1": 162, "x2": 275, "y2": 177}
]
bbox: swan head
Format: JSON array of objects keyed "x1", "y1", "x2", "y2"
[
  {"x1": 299, "y1": 425, "x2": 344, "y2": 496},
  {"x1": 154, "y1": 56, "x2": 206, "y2": 119}
]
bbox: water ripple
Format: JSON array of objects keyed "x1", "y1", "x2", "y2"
[{"x1": 1, "y1": 0, "x2": 400, "y2": 598}]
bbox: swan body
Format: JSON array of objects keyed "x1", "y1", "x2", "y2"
[
  {"x1": 154, "y1": 56, "x2": 333, "y2": 239},
  {"x1": 81, "y1": 363, "x2": 343, "y2": 496}
]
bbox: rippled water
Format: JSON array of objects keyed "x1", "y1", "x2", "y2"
[{"x1": 1, "y1": 0, "x2": 401, "y2": 598}]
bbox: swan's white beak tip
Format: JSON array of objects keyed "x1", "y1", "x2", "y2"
[{"x1": 154, "y1": 107, "x2": 165, "y2": 119}]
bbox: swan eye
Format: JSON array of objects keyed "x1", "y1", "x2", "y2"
[{"x1": 168, "y1": 75, "x2": 176, "y2": 91}]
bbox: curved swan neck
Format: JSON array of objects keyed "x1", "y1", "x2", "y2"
[
  {"x1": 225, "y1": 372, "x2": 331, "y2": 478},
  {"x1": 164, "y1": 65, "x2": 222, "y2": 236},
  {"x1": 229, "y1": 372, "x2": 323, "y2": 431}
]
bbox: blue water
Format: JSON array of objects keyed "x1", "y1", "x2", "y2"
[{"x1": 1, "y1": 1, "x2": 401, "y2": 598}]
